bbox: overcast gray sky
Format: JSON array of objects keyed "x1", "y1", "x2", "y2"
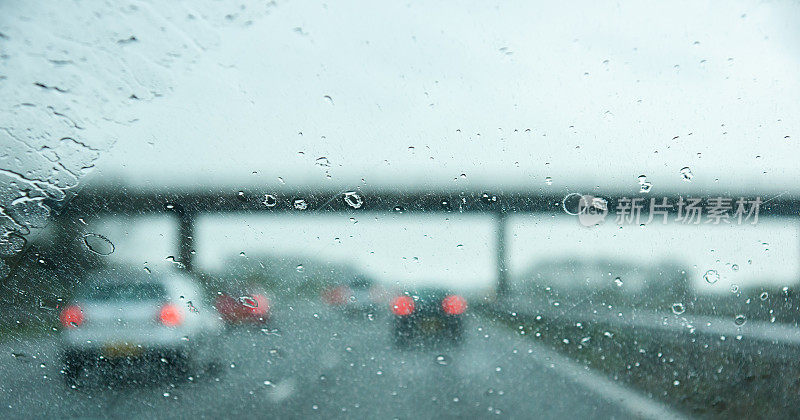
[
  {"x1": 5, "y1": 0, "x2": 800, "y2": 292},
  {"x1": 94, "y1": 0, "x2": 800, "y2": 195}
]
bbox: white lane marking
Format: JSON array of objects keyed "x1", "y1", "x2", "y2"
[{"x1": 488, "y1": 319, "x2": 687, "y2": 420}]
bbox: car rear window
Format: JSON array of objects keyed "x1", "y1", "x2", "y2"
[
  {"x1": 350, "y1": 278, "x2": 372, "y2": 289},
  {"x1": 83, "y1": 283, "x2": 167, "y2": 302}
]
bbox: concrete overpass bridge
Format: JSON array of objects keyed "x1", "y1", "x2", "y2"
[{"x1": 52, "y1": 186, "x2": 799, "y2": 295}]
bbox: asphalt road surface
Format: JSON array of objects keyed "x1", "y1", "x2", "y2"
[{"x1": 0, "y1": 298, "x2": 680, "y2": 419}]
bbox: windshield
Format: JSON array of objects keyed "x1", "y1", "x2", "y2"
[
  {"x1": 2, "y1": 1, "x2": 799, "y2": 418},
  {"x1": 349, "y1": 277, "x2": 372, "y2": 289},
  {"x1": 82, "y1": 283, "x2": 167, "y2": 302}
]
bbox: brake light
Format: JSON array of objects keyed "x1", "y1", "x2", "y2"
[
  {"x1": 249, "y1": 294, "x2": 270, "y2": 315},
  {"x1": 391, "y1": 296, "x2": 415, "y2": 316},
  {"x1": 442, "y1": 295, "x2": 467, "y2": 315},
  {"x1": 160, "y1": 303, "x2": 184, "y2": 326},
  {"x1": 60, "y1": 305, "x2": 83, "y2": 328}
]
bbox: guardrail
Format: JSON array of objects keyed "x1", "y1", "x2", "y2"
[{"x1": 488, "y1": 295, "x2": 800, "y2": 347}]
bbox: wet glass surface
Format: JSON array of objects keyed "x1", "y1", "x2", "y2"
[{"x1": 2, "y1": 1, "x2": 800, "y2": 418}]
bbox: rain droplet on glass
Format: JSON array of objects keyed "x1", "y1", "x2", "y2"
[
  {"x1": 263, "y1": 194, "x2": 278, "y2": 207},
  {"x1": 82, "y1": 233, "x2": 115, "y2": 256},
  {"x1": 671, "y1": 303, "x2": 685, "y2": 315},
  {"x1": 293, "y1": 199, "x2": 308, "y2": 210},
  {"x1": 703, "y1": 269, "x2": 720, "y2": 284},
  {"x1": 343, "y1": 192, "x2": 363, "y2": 209},
  {"x1": 239, "y1": 296, "x2": 258, "y2": 308},
  {"x1": 680, "y1": 166, "x2": 693, "y2": 181}
]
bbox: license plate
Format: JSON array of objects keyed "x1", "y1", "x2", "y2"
[
  {"x1": 103, "y1": 342, "x2": 143, "y2": 358},
  {"x1": 419, "y1": 318, "x2": 444, "y2": 332}
]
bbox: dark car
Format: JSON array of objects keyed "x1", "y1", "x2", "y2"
[{"x1": 390, "y1": 289, "x2": 468, "y2": 347}]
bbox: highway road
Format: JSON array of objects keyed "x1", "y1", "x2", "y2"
[{"x1": 0, "y1": 298, "x2": 680, "y2": 419}]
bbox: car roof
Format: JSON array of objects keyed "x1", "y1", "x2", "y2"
[
  {"x1": 405, "y1": 288, "x2": 451, "y2": 299},
  {"x1": 77, "y1": 269, "x2": 203, "y2": 299},
  {"x1": 348, "y1": 276, "x2": 373, "y2": 288}
]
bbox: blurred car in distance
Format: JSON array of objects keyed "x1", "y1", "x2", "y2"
[
  {"x1": 322, "y1": 275, "x2": 389, "y2": 316},
  {"x1": 390, "y1": 288, "x2": 467, "y2": 347},
  {"x1": 59, "y1": 269, "x2": 224, "y2": 385},
  {"x1": 214, "y1": 288, "x2": 271, "y2": 327}
]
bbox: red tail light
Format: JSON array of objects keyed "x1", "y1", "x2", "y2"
[
  {"x1": 391, "y1": 296, "x2": 415, "y2": 316},
  {"x1": 160, "y1": 303, "x2": 184, "y2": 326},
  {"x1": 60, "y1": 305, "x2": 83, "y2": 328},
  {"x1": 249, "y1": 294, "x2": 270, "y2": 315},
  {"x1": 442, "y1": 295, "x2": 467, "y2": 315}
]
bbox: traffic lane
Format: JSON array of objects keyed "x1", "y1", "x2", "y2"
[
  {"x1": 0, "y1": 298, "x2": 636, "y2": 419},
  {"x1": 255, "y1": 303, "x2": 635, "y2": 419}
]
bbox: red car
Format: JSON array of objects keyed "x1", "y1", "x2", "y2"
[{"x1": 215, "y1": 291, "x2": 271, "y2": 326}]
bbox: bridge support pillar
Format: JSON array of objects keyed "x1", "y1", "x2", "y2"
[
  {"x1": 496, "y1": 211, "x2": 509, "y2": 297},
  {"x1": 175, "y1": 210, "x2": 195, "y2": 272}
]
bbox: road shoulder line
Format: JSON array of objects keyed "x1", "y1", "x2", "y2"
[{"x1": 487, "y1": 317, "x2": 687, "y2": 420}]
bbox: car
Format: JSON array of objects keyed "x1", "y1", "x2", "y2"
[
  {"x1": 58, "y1": 269, "x2": 225, "y2": 385},
  {"x1": 390, "y1": 288, "x2": 468, "y2": 347},
  {"x1": 214, "y1": 288, "x2": 271, "y2": 327},
  {"x1": 323, "y1": 275, "x2": 388, "y2": 316}
]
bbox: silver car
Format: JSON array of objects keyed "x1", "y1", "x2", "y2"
[{"x1": 59, "y1": 269, "x2": 224, "y2": 385}]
